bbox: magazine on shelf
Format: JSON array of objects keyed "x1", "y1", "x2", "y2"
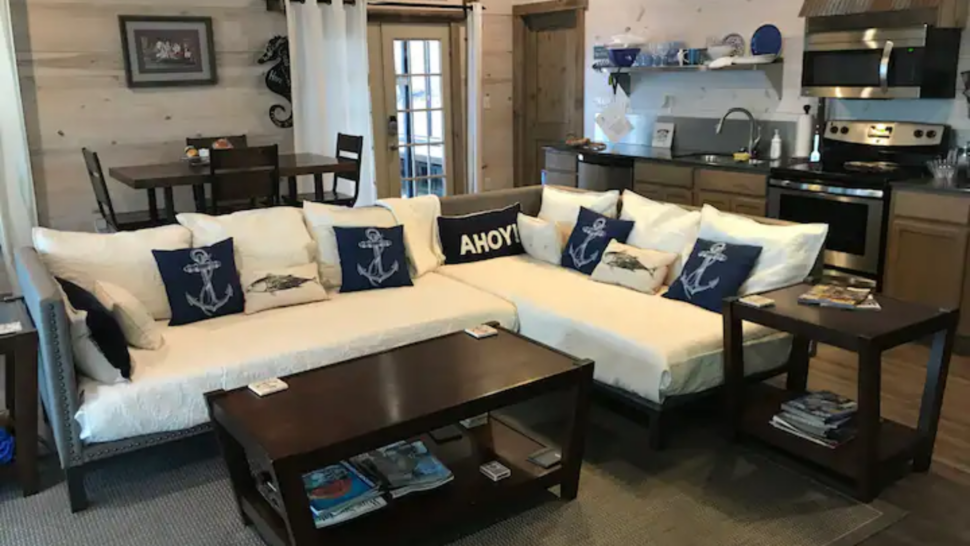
[
  {"x1": 773, "y1": 412, "x2": 856, "y2": 441},
  {"x1": 781, "y1": 391, "x2": 857, "y2": 424},
  {"x1": 775, "y1": 410, "x2": 853, "y2": 437},
  {"x1": 313, "y1": 496, "x2": 388, "y2": 529},
  {"x1": 352, "y1": 440, "x2": 454, "y2": 499},
  {"x1": 798, "y1": 285, "x2": 873, "y2": 309},
  {"x1": 770, "y1": 416, "x2": 854, "y2": 448},
  {"x1": 303, "y1": 461, "x2": 381, "y2": 517}
]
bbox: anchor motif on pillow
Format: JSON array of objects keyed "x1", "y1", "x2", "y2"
[
  {"x1": 183, "y1": 248, "x2": 234, "y2": 315},
  {"x1": 679, "y1": 242, "x2": 729, "y2": 299},
  {"x1": 357, "y1": 228, "x2": 400, "y2": 287},
  {"x1": 568, "y1": 218, "x2": 608, "y2": 270}
]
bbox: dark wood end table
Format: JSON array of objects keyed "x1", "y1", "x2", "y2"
[
  {"x1": 206, "y1": 326, "x2": 594, "y2": 546},
  {"x1": 0, "y1": 298, "x2": 40, "y2": 496},
  {"x1": 723, "y1": 284, "x2": 958, "y2": 502}
]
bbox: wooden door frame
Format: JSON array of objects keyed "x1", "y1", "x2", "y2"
[{"x1": 513, "y1": 0, "x2": 587, "y2": 188}]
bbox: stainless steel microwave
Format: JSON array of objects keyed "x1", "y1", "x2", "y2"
[{"x1": 801, "y1": 26, "x2": 962, "y2": 99}]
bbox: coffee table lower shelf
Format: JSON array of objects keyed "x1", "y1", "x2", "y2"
[{"x1": 241, "y1": 418, "x2": 562, "y2": 546}]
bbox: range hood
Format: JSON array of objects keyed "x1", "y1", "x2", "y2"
[{"x1": 800, "y1": 0, "x2": 967, "y2": 27}]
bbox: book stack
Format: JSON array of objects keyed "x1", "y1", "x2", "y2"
[
  {"x1": 798, "y1": 284, "x2": 881, "y2": 311},
  {"x1": 352, "y1": 440, "x2": 454, "y2": 499},
  {"x1": 770, "y1": 391, "x2": 858, "y2": 449},
  {"x1": 303, "y1": 462, "x2": 387, "y2": 529}
]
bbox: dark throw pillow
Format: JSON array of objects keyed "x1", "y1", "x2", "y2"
[
  {"x1": 57, "y1": 278, "x2": 131, "y2": 379},
  {"x1": 152, "y1": 238, "x2": 244, "y2": 326},
  {"x1": 561, "y1": 207, "x2": 634, "y2": 275},
  {"x1": 664, "y1": 238, "x2": 763, "y2": 313},
  {"x1": 334, "y1": 225, "x2": 413, "y2": 293},
  {"x1": 437, "y1": 203, "x2": 524, "y2": 264}
]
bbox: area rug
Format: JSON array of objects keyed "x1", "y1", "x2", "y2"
[{"x1": 0, "y1": 408, "x2": 903, "y2": 546}]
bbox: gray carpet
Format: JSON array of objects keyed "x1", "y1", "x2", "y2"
[{"x1": 0, "y1": 408, "x2": 903, "y2": 546}]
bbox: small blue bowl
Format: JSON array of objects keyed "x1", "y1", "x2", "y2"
[{"x1": 608, "y1": 48, "x2": 641, "y2": 68}]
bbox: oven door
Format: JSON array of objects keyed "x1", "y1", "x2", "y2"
[
  {"x1": 768, "y1": 180, "x2": 885, "y2": 276},
  {"x1": 802, "y1": 27, "x2": 927, "y2": 99}
]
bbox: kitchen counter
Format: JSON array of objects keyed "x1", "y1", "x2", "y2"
[
  {"x1": 544, "y1": 143, "x2": 800, "y2": 175},
  {"x1": 892, "y1": 179, "x2": 970, "y2": 195}
]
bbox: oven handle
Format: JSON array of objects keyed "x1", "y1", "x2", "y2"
[
  {"x1": 769, "y1": 179, "x2": 885, "y2": 199},
  {"x1": 879, "y1": 40, "x2": 894, "y2": 94}
]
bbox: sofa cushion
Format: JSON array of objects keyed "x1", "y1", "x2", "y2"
[
  {"x1": 335, "y1": 226, "x2": 413, "y2": 293},
  {"x1": 302, "y1": 202, "x2": 397, "y2": 289},
  {"x1": 538, "y1": 186, "x2": 620, "y2": 225},
  {"x1": 561, "y1": 208, "x2": 634, "y2": 275},
  {"x1": 518, "y1": 214, "x2": 568, "y2": 266},
  {"x1": 94, "y1": 281, "x2": 164, "y2": 350},
  {"x1": 58, "y1": 278, "x2": 132, "y2": 380},
  {"x1": 437, "y1": 203, "x2": 524, "y2": 265},
  {"x1": 153, "y1": 238, "x2": 245, "y2": 326},
  {"x1": 664, "y1": 239, "x2": 763, "y2": 313},
  {"x1": 177, "y1": 207, "x2": 316, "y2": 281},
  {"x1": 437, "y1": 256, "x2": 791, "y2": 404},
  {"x1": 74, "y1": 273, "x2": 519, "y2": 443},
  {"x1": 377, "y1": 196, "x2": 445, "y2": 277},
  {"x1": 621, "y1": 191, "x2": 701, "y2": 283},
  {"x1": 33, "y1": 225, "x2": 192, "y2": 320},
  {"x1": 242, "y1": 262, "x2": 329, "y2": 315},
  {"x1": 59, "y1": 286, "x2": 128, "y2": 385}
]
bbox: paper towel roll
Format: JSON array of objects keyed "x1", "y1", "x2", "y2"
[{"x1": 795, "y1": 108, "x2": 814, "y2": 159}]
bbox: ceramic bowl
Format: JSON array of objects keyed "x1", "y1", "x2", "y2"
[
  {"x1": 608, "y1": 48, "x2": 641, "y2": 68},
  {"x1": 707, "y1": 45, "x2": 735, "y2": 60}
]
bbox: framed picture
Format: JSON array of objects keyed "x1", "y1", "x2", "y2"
[
  {"x1": 119, "y1": 16, "x2": 217, "y2": 88},
  {"x1": 652, "y1": 122, "x2": 676, "y2": 149}
]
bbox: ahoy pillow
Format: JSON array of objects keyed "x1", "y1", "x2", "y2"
[
  {"x1": 437, "y1": 203, "x2": 524, "y2": 264},
  {"x1": 334, "y1": 226, "x2": 413, "y2": 293},
  {"x1": 152, "y1": 238, "x2": 244, "y2": 326},
  {"x1": 561, "y1": 207, "x2": 634, "y2": 275},
  {"x1": 664, "y1": 238, "x2": 762, "y2": 313}
]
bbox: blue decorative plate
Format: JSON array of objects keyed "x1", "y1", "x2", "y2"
[
  {"x1": 751, "y1": 24, "x2": 782, "y2": 56},
  {"x1": 723, "y1": 33, "x2": 746, "y2": 57}
]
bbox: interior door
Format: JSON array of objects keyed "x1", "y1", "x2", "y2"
[
  {"x1": 516, "y1": 8, "x2": 585, "y2": 187},
  {"x1": 369, "y1": 23, "x2": 455, "y2": 199}
]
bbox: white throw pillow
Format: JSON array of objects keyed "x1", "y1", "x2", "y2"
[
  {"x1": 303, "y1": 202, "x2": 397, "y2": 288},
  {"x1": 697, "y1": 204, "x2": 828, "y2": 295},
  {"x1": 241, "y1": 263, "x2": 329, "y2": 315},
  {"x1": 177, "y1": 207, "x2": 315, "y2": 281},
  {"x1": 33, "y1": 225, "x2": 191, "y2": 320},
  {"x1": 93, "y1": 281, "x2": 163, "y2": 350},
  {"x1": 58, "y1": 286, "x2": 127, "y2": 384},
  {"x1": 591, "y1": 241, "x2": 678, "y2": 295},
  {"x1": 518, "y1": 214, "x2": 570, "y2": 265},
  {"x1": 538, "y1": 186, "x2": 620, "y2": 225},
  {"x1": 621, "y1": 192, "x2": 701, "y2": 284},
  {"x1": 376, "y1": 195, "x2": 445, "y2": 278}
]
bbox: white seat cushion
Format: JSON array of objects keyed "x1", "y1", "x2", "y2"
[
  {"x1": 75, "y1": 273, "x2": 518, "y2": 443},
  {"x1": 438, "y1": 256, "x2": 790, "y2": 403},
  {"x1": 538, "y1": 186, "x2": 620, "y2": 225}
]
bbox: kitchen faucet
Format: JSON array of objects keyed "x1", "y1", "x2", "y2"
[{"x1": 716, "y1": 107, "x2": 762, "y2": 156}]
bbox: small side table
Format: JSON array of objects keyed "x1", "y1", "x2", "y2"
[
  {"x1": 723, "y1": 284, "x2": 958, "y2": 502},
  {"x1": 0, "y1": 298, "x2": 39, "y2": 496}
]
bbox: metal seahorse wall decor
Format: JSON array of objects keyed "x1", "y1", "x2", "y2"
[{"x1": 258, "y1": 35, "x2": 293, "y2": 129}]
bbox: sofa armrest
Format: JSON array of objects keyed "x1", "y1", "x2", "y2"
[{"x1": 15, "y1": 247, "x2": 84, "y2": 469}]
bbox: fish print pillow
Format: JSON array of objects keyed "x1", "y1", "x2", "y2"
[
  {"x1": 590, "y1": 240, "x2": 679, "y2": 295},
  {"x1": 241, "y1": 262, "x2": 329, "y2": 315}
]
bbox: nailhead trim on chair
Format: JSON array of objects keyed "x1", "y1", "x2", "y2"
[{"x1": 44, "y1": 300, "x2": 84, "y2": 466}]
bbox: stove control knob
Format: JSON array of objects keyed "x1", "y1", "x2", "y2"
[
  {"x1": 830, "y1": 126, "x2": 840, "y2": 134},
  {"x1": 927, "y1": 130, "x2": 938, "y2": 139},
  {"x1": 840, "y1": 126, "x2": 849, "y2": 135},
  {"x1": 914, "y1": 129, "x2": 925, "y2": 138}
]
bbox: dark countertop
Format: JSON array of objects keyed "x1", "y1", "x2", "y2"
[
  {"x1": 893, "y1": 178, "x2": 970, "y2": 195},
  {"x1": 544, "y1": 143, "x2": 801, "y2": 175}
]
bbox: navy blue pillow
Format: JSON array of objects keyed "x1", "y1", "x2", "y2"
[
  {"x1": 152, "y1": 238, "x2": 244, "y2": 326},
  {"x1": 57, "y1": 278, "x2": 131, "y2": 379},
  {"x1": 334, "y1": 226, "x2": 413, "y2": 293},
  {"x1": 437, "y1": 203, "x2": 524, "y2": 264},
  {"x1": 664, "y1": 238, "x2": 763, "y2": 313},
  {"x1": 561, "y1": 207, "x2": 634, "y2": 275}
]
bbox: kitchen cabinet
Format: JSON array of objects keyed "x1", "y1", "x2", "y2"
[
  {"x1": 634, "y1": 183, "x2": 692, "y2": 206},
  {"x1": 541, "y1": 148, "x2": 577, "y2": 187},
  {"x1": 885, "y1": 189, "x2": 970, "y2": 336}
]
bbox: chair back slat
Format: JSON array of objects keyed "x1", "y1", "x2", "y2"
[
  {"x1": 334, "y1": 133, "x2": 364, "y2": 204},
  {"x1": 209, "y1": 145, "x2": 280, "y2": 212},
  {"x1": 81, "y1": 148, "x2": 118, "y2": 228}
]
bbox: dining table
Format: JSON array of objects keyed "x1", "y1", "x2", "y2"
[{"x1": 108, "y1": 153, "x2": 358, "y2": 221}]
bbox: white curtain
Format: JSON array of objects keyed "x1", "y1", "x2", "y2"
[
  {"x1": 0, "y1": 0, "x2": 38, "y2": 291},
  {"x1": 466, "y1": 1, "x2": 484, "y2": 194},
  {"x1": 286, "y1": 0, "x2": 376, "y2": 206}
]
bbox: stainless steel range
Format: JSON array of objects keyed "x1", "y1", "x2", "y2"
[{"x1": 768, "y1": 120, "x2": 949, "y2": 283}]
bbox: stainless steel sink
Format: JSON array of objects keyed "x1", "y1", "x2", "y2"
[{"x1": 676, "y1": 152, "x2": 765, "y2": 167}]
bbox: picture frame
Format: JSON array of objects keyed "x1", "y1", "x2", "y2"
[
  {"x1": 652, "y1": 122, "x2": 676, "y2": 149},
  {"x1": 119, "y1": 15, "x2": 218, "y2": 88}
]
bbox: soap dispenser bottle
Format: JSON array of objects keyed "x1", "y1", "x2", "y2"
[{"x1": 770, "y1": 129, "x2": 783, "y2": 161}]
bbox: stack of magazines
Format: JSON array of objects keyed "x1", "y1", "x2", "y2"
[
  {"x1": 770, "y1": 391, "x2": 858, "y2": 449},
  {"x1": 352, "y1": 440, "x2": 454, "y2": 499},
  {"x1": 303, "y1": 462, "x2": 387, "y2": 529},
  {"x1": 798, "y1": 284, "x2": 881, "y2": 310}
]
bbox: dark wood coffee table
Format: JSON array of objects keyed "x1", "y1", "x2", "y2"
[{"x1": 205, "y1": 326, "x2": 594, "y2": 546}]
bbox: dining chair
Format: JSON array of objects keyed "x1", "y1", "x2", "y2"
[
  {"x1": 186, "y1": 135, "x2": 249, "y2": 212},
  {"x1": 293, "y1": 133, "x2": 364, "y2": 207},
  {"x1": 208, "y1": 145, "x2": 280, "y2": 214},
  {"x1": 81, "y1": 148, "x2": 163, "y2": 232}
]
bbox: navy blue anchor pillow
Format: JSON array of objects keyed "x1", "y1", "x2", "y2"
[
  {"x1": 334, "y1": 225, "x2": 413, "y2": 293},
  {"x1": 664, "y1": 238, "x2": 763, "y2": 313},
  {"x1": 561, "y1": 207, "x2": 634, "y2": 275},
  {"x1": 153, "y1": 238, "x2": 244, "y2": 326}
]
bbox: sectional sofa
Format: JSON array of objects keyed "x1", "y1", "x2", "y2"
[{"x1": 15, "y1": 185, "x2": 823, "y2": 512}]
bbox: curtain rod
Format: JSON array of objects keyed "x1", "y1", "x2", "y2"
[{"x1": 289, "y1": 0, "x2": 480, "y2": 8}]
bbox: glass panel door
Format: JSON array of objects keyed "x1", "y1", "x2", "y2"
[{"x1": 379, "y1": 24, "x2": 454, "y2": 198}]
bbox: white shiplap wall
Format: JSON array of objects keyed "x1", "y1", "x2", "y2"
[{"x1": 584, "y1": 0, "x2": 970, "y2": 144}]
